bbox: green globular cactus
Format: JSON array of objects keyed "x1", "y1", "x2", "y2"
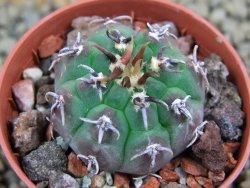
[{"x1": 47, "y1": 16, "x2": 208, "y2": 175}]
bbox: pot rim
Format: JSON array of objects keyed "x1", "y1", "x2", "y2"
[{"x1": 0, "y1": 0, "x2": 250, "y2": 187}]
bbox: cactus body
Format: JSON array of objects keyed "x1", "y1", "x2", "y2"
[{"x1": 50, "y1": 17, "x2": 205, "y2": 175}]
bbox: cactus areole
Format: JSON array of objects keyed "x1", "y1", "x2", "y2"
[{"x1": 48, "y1": 16, "x2": 207, "y2": 175}]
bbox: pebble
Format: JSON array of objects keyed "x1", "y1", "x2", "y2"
[
  {"x1": 175, "y1": 167, "x2": 187, "y2": 185},
  {"x1": 151, "y1": 21, "x2": 179, "y2": 37},
  {"x1": 35, "y1": 75, "x2": 54, "y2": 87},
  {"x1": 36, "y1": 181, "x2": 49, "y2": 188},
  {"x1": 160, "y1": 167, "x2": 180, "y2": 182},
  {"x1": 134, "y1": 21, "x2": 147, "y2": 32},
  {"x1": 40, "y1": 57, "x2": 53, "y2": 75},
  {"x1": 195, "y1": 176, "x2": 214, "y2": 188},
  {"x1": 91, "y1": 175, "x2": 106, "y2": 188},
  {"x1": 161, "y1": 182, "x2": 188, "y2": 188},
  {"x1": 140, "y1": 177, "x2": 160, "y2": 188},
  {"x1": 223, "y1": 142, "x2": 240, "y2": 154},
  {"x1": 191, "y1": 121, "x2": 227, "y2": 172},
  {"x1": 23, "y1": 67, "x2": 43, "y2": 82},
  {"x1": 67, "y1": 152, "x2": 88, "y2": 178},
  {"x1": 38, "y1": 35, "x2": 64, "y2": 58},
  {"x1": 12, "y1": 79, "x2": 35, "y2": 112},
  {"x1": 180, "y1": 158, "x2": 207, "y2": 177},
  {"x1": 208, "y1": 171, "x2": 225, "y2": 183},
  {"x1": 211, "y1": 100, "x2": 244, "y2": 141},
  {"x1": 11, "y1": 110, "x2": 47, "y2": 155},
  {"x1": 36, "y1": 84, "x2": 54, "y2": 106},
  {"x1": 49, "y1": 171, "x2": 80, "y2": 188},
  {"x1": 22, "y1": 141, "x2": 67, "y2": 182},
  {"x1": 177, "y1": 35, "x2": 194, "y2": 55},
  {"x1": 114, "y1": 173, "x2": 130, "y2": 188},
  {"x1": 186, "y1": 175, "x2": 201, "y2": 188},
  {"x1": 71, "y1": 16, "x2": 101, "y2": 30}
]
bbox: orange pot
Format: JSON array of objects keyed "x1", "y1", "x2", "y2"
[{"x1": 0, "y1": 0, "x2": 249, "y2": 187}]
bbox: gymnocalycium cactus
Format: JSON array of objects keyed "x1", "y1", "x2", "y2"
[{"x1": 47, "y1": 16, "x2": 209, "y2": 175}]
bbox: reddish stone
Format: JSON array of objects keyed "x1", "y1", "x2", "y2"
[
  {"x1": 208, "y1": 171, "x2": 225, "y2": 183},
  {"x1": 223, "y1": 142, "x2": 240, "y2": 154},
  {"x1": 45, "y1": 123, "x2": 54, "y2": 141},
  {"x1": 177, "y1": 35, "x2": 194, "y2": 55},
  {"x1": 160, "y1": 168, "x2": 180, "y2": 182},
  {"x1": 114, "y1": 173, "x2": 130, "y2": 188},
  {"x1": 181, "y1": 158, "x2": 207, "y2": 176},
  {"x1": 134, "y1": 21, "x2": 147, "y2": 31},
  {"x1": 141, "y1": 177, "x2": 160, "y2": 188},
  {"x1": 162, "y1": 159, "x2": 181, "y2": 171},
  {"x1": 226, "y1": 152, "x2": 237, "y2": 170},
  {"x1": 67, "y1": 152, "x2": 88, "y2": 177},
  {"x1": 195, "y1": 177, "x2": 214, "y2": 188},
  {"x1": 191, "y1": 121, "x2": 227, "y2": 172},
  {"x1": 12, "y1": 79, "x2": 35, "y2": 112},
  {"x1": 186, "y1": 175, "x2": 202, "y2": 188},
  {"x1": 38, "y1": 35, "x2": 64, "y2": 58}
]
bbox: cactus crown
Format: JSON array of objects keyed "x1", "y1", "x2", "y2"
[{"x1": 47, "y1": 15, "x2": 207, "y2": 175}]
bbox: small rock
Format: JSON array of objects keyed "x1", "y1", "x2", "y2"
[
  {"x1": 151, "y1": 21, "x2": 179, "y2": 37},
  {"x1": 160, "y1": 168, "x2": 180, "y2": 182},
  {"x1": 66, "y1": 29, "x2": 88, "y2": 46},
  {"x1": 195, "y1": 176, "x2": 213, "y2": 188},
  {"x1": 71, "y1": 16, "x2": 101, "y2": 30},
  {"x1": 23, "y1": 67, "x2": 43, "y2": 82},
  {"x1": 38, "y1": 35, "x2": 64, "y2": 58},
  {"x1": 211, "y1": 100, "x2": 244, "y2": 141},
  {"x1": 186, "y1": 175, "x2": 201, "y2": 188},
  {"x1": 211, "y1": 100, "x2": 244, "y2": 128},
  {"x1": 162, "y1": 160, "x2": 181, "y2": 171},
  {"x1": 208, "y1": 171, "x2": 225, "y2": 183},
  {"x1": 49, "y1": 171, "x2": 80, "y2": 188},
  {"x1": 36, "y1": 181, "x2": 49, "y2": 188},
  {"x1": 12, "y1": 79, "x2": 35, "y2": 112},
  {"x1": 226, "y1": 152, "x2": 238, "y2": 170},
  {"x1": 177, "y1": 35, "x2": 194, "y2": 55},
  {"x1": 180, "y1": 158, "x2": 207, "y2": 176},
  {"x1": 191, "y1": 121, "x2": 227, "y2": 172},
  {"x1": 22, "y1": 141, "x2": 67, "y2": 182},
  {"x1": 11, "y1": 110, "x2": 47, "y2": 154},
  {"x1": 91, "y1": 175, "x2": 105, "y2": 188},
  {"x1": 223, "y1": 142, "x2": 240, "y2": 154},
  {"x1": 161, "y1": 182, "x2": 188, "y2": 188},
  {"x1": 35, "y1": 76, "x2": 54, "y2": 87},
  {"x1": 67, "y1": 152, "x2": 87, "y2": 177},
  {"x1": 40, "y1": 58, "x2": 53, "y2": 75},
  {"x1": 134, "y1": 21, "x2": 147, "y2": 31},
  {"x1": 140, "y1": 177, "x2": 160, "y2": 188},
  {"x1": 36, "y1": 84, "x2": 54, "y2": 106},
  {"x1": 175, "y1": 167, "x2": 187, "y2": 185},
  {"x1": 114, "y1": 173, "x2": 130, "y2": 188}
]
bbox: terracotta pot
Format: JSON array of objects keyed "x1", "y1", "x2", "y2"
[{"x1": 0, "y1": 0, "x2": 249, "y2": 187}]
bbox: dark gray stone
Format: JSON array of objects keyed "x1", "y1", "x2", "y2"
[
  {"x1": 22, "y1": 141, "x2": 67, "y2": 182},
  {"x1": 48, "y1": 171, "x2": 79, "y2": 188},
  {"x1": 40, "y1": 58, "x2": 52, "y2": 75},
  {"x1": 36, "y1": 84, "x2": 54, "y2": 106}
]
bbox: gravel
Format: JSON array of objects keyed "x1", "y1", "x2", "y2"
[{"x1": 0, "y1": 0, "x2": 249, "y2": 187}]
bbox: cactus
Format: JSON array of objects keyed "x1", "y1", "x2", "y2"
[{"x1": 47, "y1": 16, "x2": 207, "y2": 175}]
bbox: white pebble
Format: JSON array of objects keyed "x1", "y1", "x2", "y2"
[{"x1": 23, "y1": 67, "x2": 43, "y2": 82}]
